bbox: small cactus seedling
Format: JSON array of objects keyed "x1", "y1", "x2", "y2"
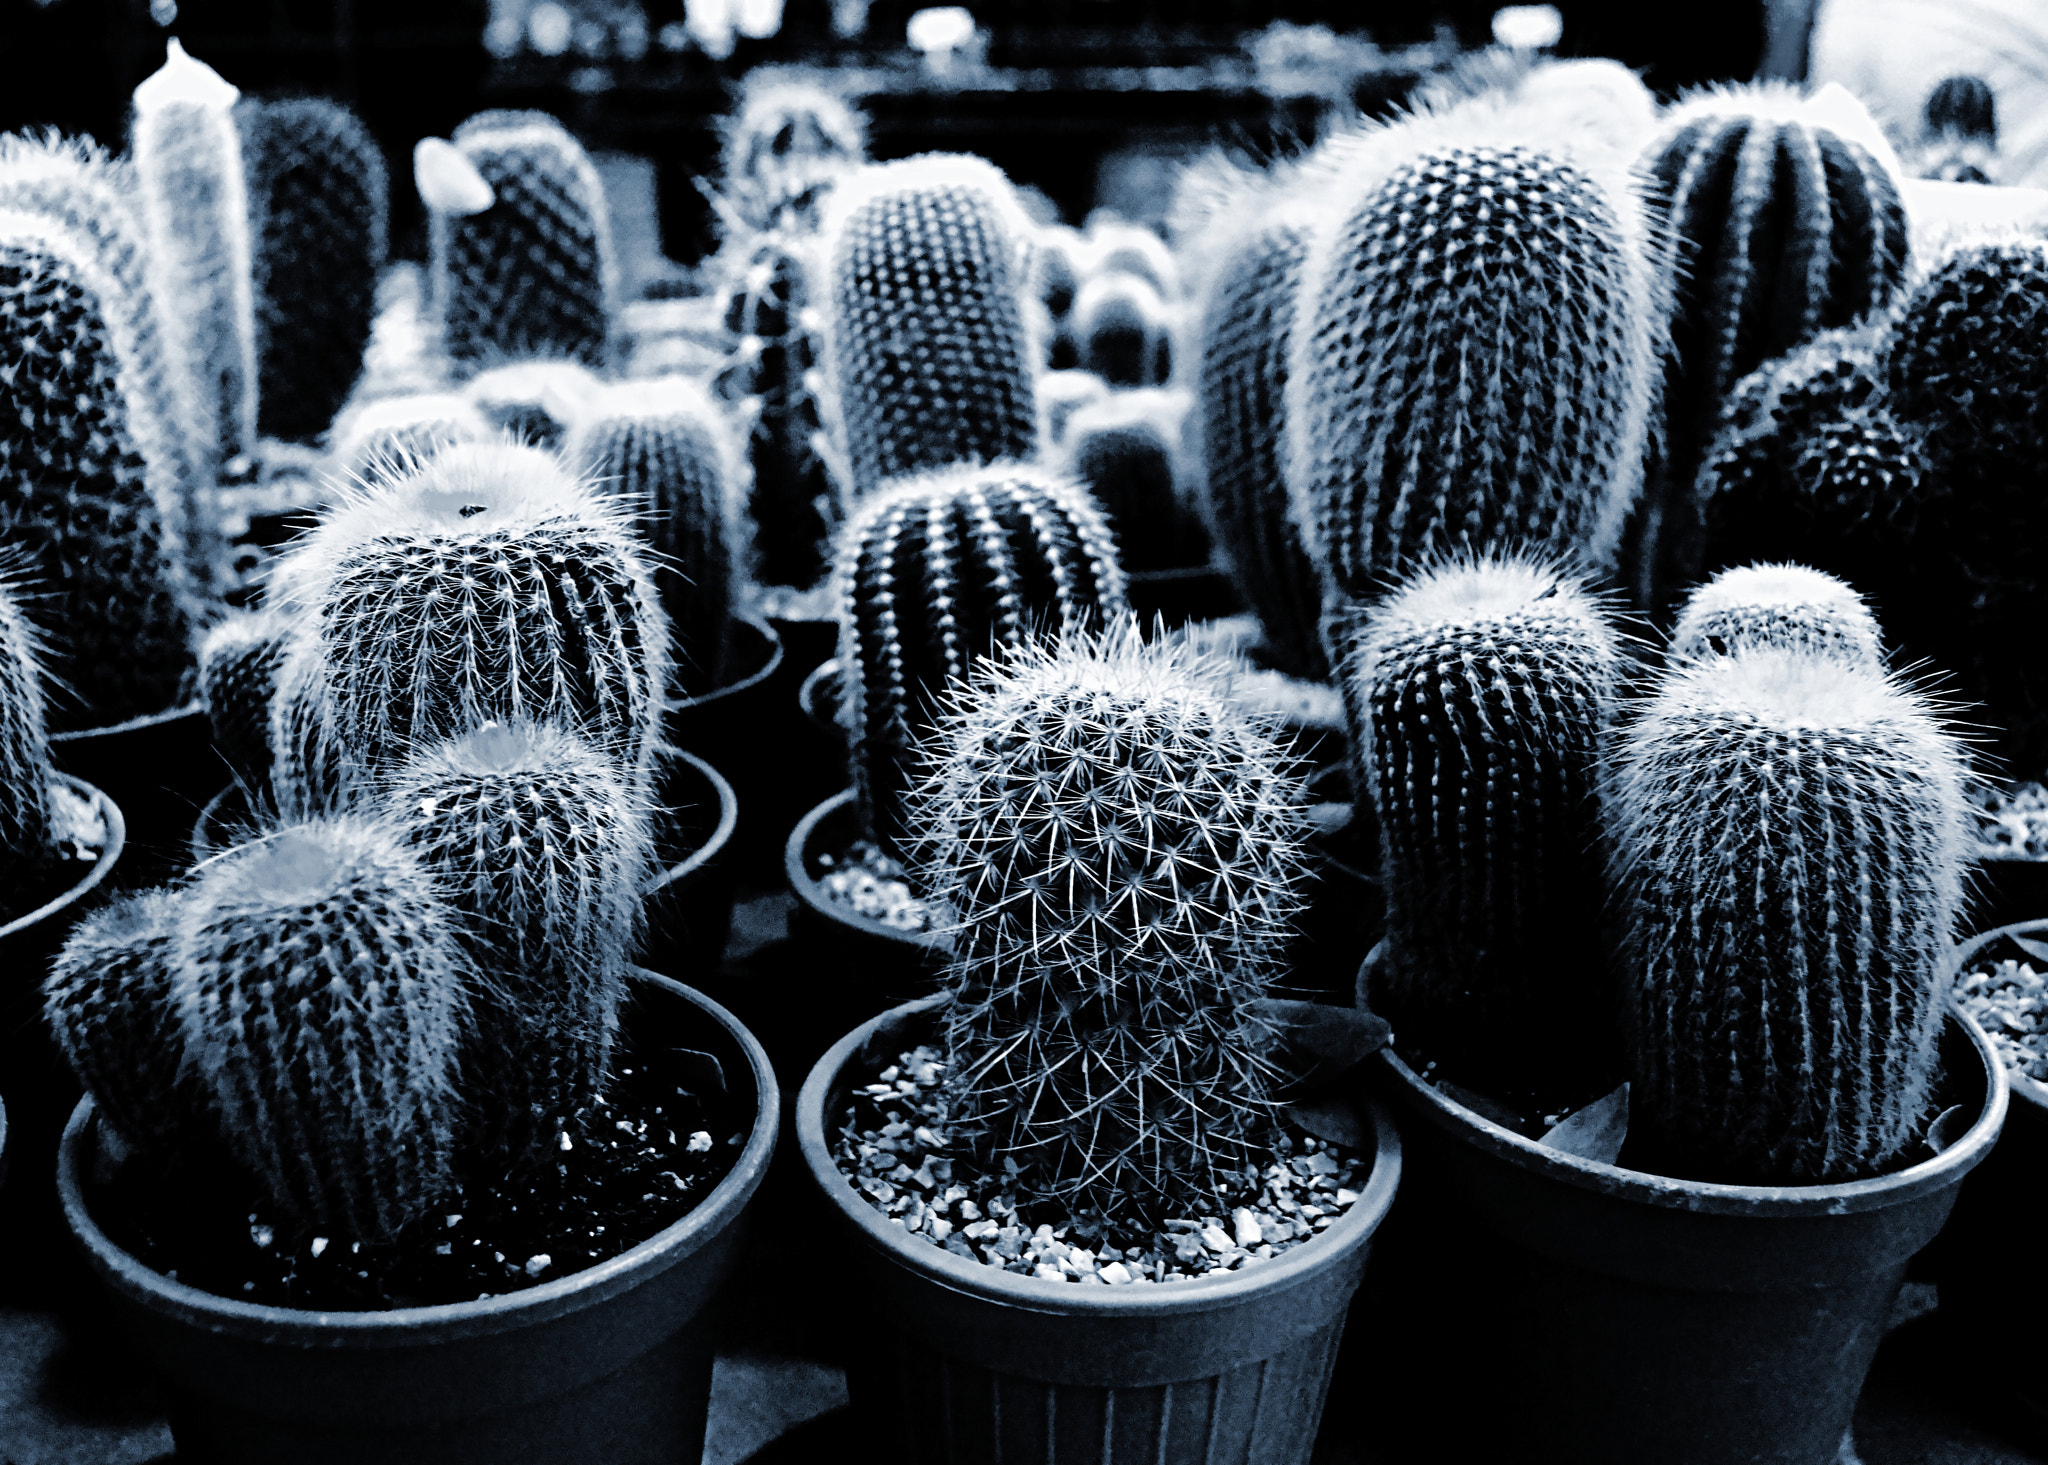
[
  {"x1": 1073, "y1": 272, "x2": 1172, "y2": 388},
  {"x1": 920, "y1": 626, "x2": 1307, "y2": 1228},
  {"x1": 0, "y1": 566, "x2": 52, "y2": 872},
  {"x1": 461, "y1": 358, "x2": 602, "y2": 450},
  {"x1": 814, "y1": 154, "x2": 1039, "y2": 500},
  {"x1": 175, "y1": 817, "x2": 473, "y2": 1241},
  {"x1": 330, "y1": 391, "x2": 490, "y2": 481},
  {"x1": 387, "y1": 719, "x2": 650, "y2": 1166},
  {"x1": 836, "y1": 462, "x2": 1127, "y2": 854},
  {"x1": 1350, "y1": 553, "x2": 1624, "y2": 1102},
  {"x1": 1668, "y1": 563, "x2": 1884, "y2": 669},
  {"x1": 236, "y1": 97, "x2": 389, "y2": 443},
  {"x1": 566, "y1": 376, "x2": 746, "y2": 696},
  {"x1": 198, "y1": 606, "x2": 292, "y2": 792},
  {"x1": 1607, "y1": 647, "x2": 1971, "y2": 1184},
  {"x1": 1056, "y1": 389, "x2": 1207, "y2": 572}
]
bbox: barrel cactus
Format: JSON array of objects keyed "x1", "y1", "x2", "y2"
[
  {"x1": 198, "y1": 606, "x2": 291, "y2": 793},
  {"x1": 1607, "y1": 646, "x2": 1971, "y2": 1183},
  {"x1": 720, "y1": 73, "x2": 865, "y2": 232},
  {"x1": 1056, "y1": 389, "x2": 1206, "y2": 573},
  {"x1": 836, "y1": 462, "x2": 1127, "y2": 854},
  {"x1": 1073, "y1": 272, "x2": 1173, "y2": 388},
  {"x1": 1668, "y1": 563, "x2": 1884, "y2": 669}
]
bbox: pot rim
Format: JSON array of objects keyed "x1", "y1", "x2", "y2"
[
  {"x1": 58, "y1": 967, "x2": 777, "y2": 1345},
  {"x1": 784, "y1": 788, "x2": 949, "y2": 952},
  {"x1": 665, "y1": 612, "x2": 783, "y2": 715},
  {"x1": 647, "y1": 750, "x2": 738, "y2": 895},
  {"x1": 796, "y1": 657, "x2": 841, "y2": 738},
  {"x1": 1952, "y1": 918, "x2": 2048, "y2": 1115},
  {"x1": 796, "y1": 992, "x2": 1402, "y2": 1319},
  {"x1": 0, "y1": 775, "x2": 125, "y2": 940},
  {"x1": 48, "y1": 699, "x2": 205, "y2": 744}
]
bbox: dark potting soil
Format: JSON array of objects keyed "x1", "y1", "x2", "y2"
[
  {"x1": 90, "y1": 1064, "x2": 743, "y2": 1311},
  {"x1": 0, "y1": 781, "x2": 111, "y2": 927}
]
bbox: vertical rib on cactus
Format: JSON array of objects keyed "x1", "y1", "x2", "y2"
[
  {"x1": 1669, "y1": 563, "x2": 1884, "y2": 669},
  {"x1": 280, "y1": 441, "x2": 668, "y2": 780},
  {"x1": 836, "y1": 462, "x2": 1128, "y2": 854},
  {"x1": 461, "y1": 358, "x2": 602, "y2": 450},
  {"x1": 1073, "y1": 272, "x2": 1172, "y2": 388},
  {"x1": 814, "y1": 154, "x2": 1039, "y2": 500},
  {"x1": 1608, "y1": 647, "x2": 1971, "y2": 1183},
  {"x1": 0, "y1": 564, "x2": 51, "y2": 868},
  {"x1": 176, "y1": 818, "x2": 472, "y2": 1241},
  {"x1": 1056, "y1": 389, "x2": 1207, "y2": 572},
  {"x1": 199, "y1": 606, "x2": 291, "y2": 792},
  {"x1": 566, "y1": 376, "x2": 745, "y2": 696},
  {"x1": 131, "y1": 40, "x2": 258, "y2": 472},
  {"x1": 0, "y1": 210, "x2": 195, "y2": 729},
  {"x1": 237, "y1": 97, "x2": 388, "y2": 443},
  {"x1": 387, "y1": 720, "x2": 649, "y2": 1167},
  {"x1": 1288, "y1": 110, "x2": 1666, "y2": 598},
  {"x1": 919, "y1": 626, "x2": 1306, "y2": 1228},
  {"x1": 268, "y1": 636, "x2": 356, "y2": 820},
  {"x1": 330, "y1": 391, "x2": 490, "y2": 481},
  {"x1": 1353, "y1": 553, "x2": 1623, "y2": 1103},
  {"x1": 434, "y1": 111, "x2": 613, "y2": 371},
  {"x1": 1629, "y1": 84, "x2": 1910, "y2": 613}
]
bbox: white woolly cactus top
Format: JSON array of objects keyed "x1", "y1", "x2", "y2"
[
  {"x1": 1653, "y1": 80, "x2": 1904, "y2": 182},
  {"x1": 812, "y1": 151, "x2": 1034, "y2": 290},
  {"x1": 132, "y1": 38, "x2": 240, "y2": 115},
  {"x1": 329, "y1": 391, "x2": 490, "y2": 479},
  {"x1": 1359, "y1": 553, "x2": 1611, "y2": 658},
  {"x1": 1669, "y1": 562, "x2": 1885, "y2": 669}
]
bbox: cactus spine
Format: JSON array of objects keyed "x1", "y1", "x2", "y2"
[
  {"x1": 1352, "y1": 554, "x2": 1623, "y2": 1101},
  {"x1": 237, "y1": 97, "x2": 389, "y2": 443},
  {"x1": 922, "y1": 627, "x2": 1306, "y2": 1228},
  {"x1": 330, "y1": 391, "x2": 490, "y2": 481},
  {"x1": 1057, "y1": 389, "x2": 1206, "y2": 573},
  {"x1": 1669, "y1": 563, "x2": 1884, "y2": 669},
  {"x1": 837, "y1": 462, "x2": 1127, "y2": 853},
  {"x1": 198, "y1": 606, "x2": 291, "y2": 793},
  {"x1": 1607, "y1": 647, "x2": 1970, "y2": 1183},
  {"x1": 814, "y1": 154, "x2": 1039, "y2": 500},
  {"x1": 0, "y1": 566, "x2": 51, "y2": 870}
]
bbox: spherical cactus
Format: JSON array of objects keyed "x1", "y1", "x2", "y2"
[
  {"x1": 1037, "y1": 368, "x2": 1108, "y2": 447},
  {"x1": 199, "y1": 606, "x2": 291, "y2": 793},
  {"x1": 1669, "y1": 563, "x2": 1885, "y2": 669},
  {"x1": 1056, "y1": 388, "x2": 1207, "y2": 572},
  {"x1": 919, "y1": 626, "x2": 1307, "y2": 1228},
  {"x1": 1072, "y1": 272, "x2": 1172, "y2": 388},
  {"x1": 268, "y1": 635, "x2": 356, "y2": 821},
  {"x1": 1629, "y1": 83, "x2": 1911, "y2": 613},
  {"x1": 387, "y1": 719, "x2": 650, "y2": 1167},
  {"x1": 237, "y1": 96, "x2": 389, "y2": 443},
  {"x1": 720, "y1": 73, "x2": 865, "y2": 232},
  {"x1": 1607, "y1": 647, "x2": 1971, "y2": 1184},
  {"x1": 130, "y1": 40, "x2": 259, "y2": 473},
  {"x1": 1926, "y1": 75, "x2": 1997, "y2": 142},
  {"x1": 176, "y1": 817, "x2": 474, "y2": 1241},
  {"x1": 813, "y1": 154, "x2": 1039, "y2": 500},
  {"x1": 430, "y1": 111, "x2": 614, "y2": 372},
  {"x1": 330, "y1": 391, "x2": 491, "y2": 481},
  {"x1": 836, "y1": 461, "x2": 1128, "y2": 854},
  {"x1": 279, "y1": 441, "x2": 669, "y2": 781},
  {"x1": 0, "y1": 565, "x2": 52, "y2": 870},
  {"x1": 1351, "y1": 554, "x2": 1624, "y2": 1103},
  {"x1": 1288, "y1": 113, "x2": 1666, "y2": 600},
  {"x1": 1031, "y1": 222, "x2": 1086, "y2": 323},
  {"x1": 1081, "y1": 220, "x2": 1178, "y2": 300},
  {"x1": 460, "y1": 358, "x2": 602, "y2": 450}
]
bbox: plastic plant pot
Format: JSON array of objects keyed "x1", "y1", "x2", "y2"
[
  {"x1": 642, "y1": 750, "x2": 740, "y2": 981},
  {"x1": 797, "y1": 657, "x2": 842, "y2": 740},
  {"x1": 50, "y1": 701, "x2": 219, "y2": 888},
  {"x1": 1350, "y1": 978, "x2": 2007, "y2": 1465},
  {"x1": 785, "y1": 788, "x2": 948, "y2": 985},
  {"x1": 797, "y1": 993, "x2": 1402, "y2": 1464},
  {"x1": 664, "y1": 613, "x2": 788, "y2": 881},
  {"x1": 59, "y1": 968, "x2": 777, "y2": 1465},
  {"x1": 1289, "y1": 764, "x2": 1383, "y2": 1008},
  {"x1": 1969, "y1": 852, "x2": 2048, "y2": 934}
]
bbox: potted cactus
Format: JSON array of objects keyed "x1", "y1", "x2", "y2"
[{"x1": 796, "y1": 626, "x2": 1400, "y2": 1463}]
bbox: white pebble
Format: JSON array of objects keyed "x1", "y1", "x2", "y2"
[
  {"x1": 1201, "y1": 1225, "x2": 1234, "y2": 1253},
  {"x1": 1033, "y1": 1262, "x2": 1065, "y2": 1282},
  {"x1": 1335, "y1": 1189, "x2": 1359, "y2": 1207},
  {"x1": 249, "y1": 1224, "x2": 274, "y2": 1249},
  {"x1": 688, "y1": 1131, "x2": 713, "y2": 1152},
  {"x1": 1099, "y1": 1262, "x2": 1133, "y2": 1285},
  {"x1": 525, "y1": 1254, "x2": 552, "y2": 1277},
  {"x1": 1233, "y1": 1209, "x2": 1262, "y2": 1247},
  {"x1": 309, "y1": 1237, "x2": 329, "y2": 1258}
]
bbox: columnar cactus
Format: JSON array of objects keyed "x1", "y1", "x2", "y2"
[
  {"x1": 198, "y1": 606, "x2": 291, "y2": 792},
  {"x1": 566, "y1": 376, "x2": 745, "y2": 695},
  {"x1": 431, "y1": 111, "x2": 614, "y2": 371},
  {"x1": 279, "y1": 442, "x2": 668, "y2": 781},
  {"x1": 720, "y1": 73, "x2": 865, "y2": 232},
  {"x1": 1073, "y1": 272, "x2": 1173, "y2": 389},
  {"x1": 1607, "y1": 647, "x2": 1971, "y2": 1183},
  {"x1": 0, "y1": 208, "x2": 195, "y2": 728},
  {"x1": 814, "y1": 154, "x2": 1039, "y2": 500},
  {"x1": 330, "y1": 391, "x2": 490, "y2": 481},
  {"x1": 237, "y1": 97, "x2": 389, "y2": 443},
  {"x1": 173, "y1": 818, "x2": 472, "y2": 1240},
  {"x1": 388, "y1": 720, "x2": 648, "y2": 1166},
  {"x1": 1056, "y1": 389, "x2": 1206, "y2": 572},
  {"x1": 1288, "y1": 111, "x2": 1666, "y2": 600},
  {"x1": 920, "y1": 627, "x2": 1306, "y2": 1227},
  {"x1": 1668, "y1": 563, "x2": 1884, "y2": 669},
  {"x1": 1352, "y1": 554, "x2": 1623, "y2": 1101},
  {"x1": 131, "y1": 40, "x2": 259, "y2": 473},
  {"x1": 837, "y1": 462, "x2": 1127, "y2": 853},
  {"x1": 0, "y1": 567, "x2": 52, "y2": 871},
  {"x1": 1630, "y1": 84, "x2": 1911, "y2": 612}
]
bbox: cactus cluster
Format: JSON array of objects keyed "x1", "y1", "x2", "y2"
[{"x1": 919, "y1": 626, "x2": 1307, "y2": 1227}]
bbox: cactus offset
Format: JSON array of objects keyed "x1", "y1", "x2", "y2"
[
  {"x1": 1669, "y1": 563, "x2": 1884, "y2": 669},
  {"x1": 814, "y1": 154, "x2": 1039, "y2": 499},
  {"x1": 1608, "y1": 647, "x2": 1971, "y2": 1183},
  {"x1": 1057, "y1": 389, "x2": 1207, "y2": 572},
  {"x1": 1072, "y1": 272, "x2": 1172, "y2": 388},
  {"x1": 0, "y1": 565, "x2": 51, "y2": 869},
  {"x1": 1352, "y1": 554, "x2": 1624, "y2": 1102},
  {"x1": 920, "y1": 627, "x2": 1306, "y2": 1228},
  {"x1": 198, "y1": 606, "x2": 292, "y2": 792},
  {"x1": 237, "y1": 97, "x2": 388, "y2": 443},
  {"x1": 837, "y1": 462, "x2": 1127, "y2": 854}
]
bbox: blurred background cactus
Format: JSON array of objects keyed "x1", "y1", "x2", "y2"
[
  {"x1": 331, "y1": 391, "x2": 491, "y2": 481},
  {"x1": 1055, "y1": 389, "x2": 1206, "y2": 574},
  {"x1": 1915, "y1": 74, "x2": 1998, "y2": 183},
  {"x1": 718, "y1": 71, "x2": 865, "y2": 235},
  {"x1": 461, "y1": 357, "x2": 602, "y2": 448},
  {"x1": 197, "y1": 606, "x2": 290, "y2": 795},
  {"x1": 1072, "y1": 271, "x2": 1172, "y2": 388},
  {"x1": 1667, "y1": 563, "x2": 1884, "y2": 669}
]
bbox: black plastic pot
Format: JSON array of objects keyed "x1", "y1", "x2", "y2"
[
  {"x1": 642, "y1": 750, "x2": 740, "y2": 981},
  {"x1": 795, "y1": 993, "x2": 1401, "y2": 1463},
  {"x1": 1351, "y1": 990, "x2": 2007, "y2": 1465},
  {"x1": 60, "y1": 968, "x2": 776, "y2": 1465},
  {"x1": 49, "y1": 702, "x2": 219, "y2": 887},
  {"x1": 1970, "y1": 852, "x2": 2048, "y2": 934},
  {"x1": 1290, "y1": 765, "x2": 1383, "y2": 1007},
  {"x1": 664, "y1": 613, "x2": 792, "y2": 882},
  {"x1": 784, "y1": 789, "x2": 949, "y2": 1019}
]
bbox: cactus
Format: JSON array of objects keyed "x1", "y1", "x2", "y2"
[
  {"x1": 461, "y1": 357, "x2": 602, "y2": 451},
  {"x1": 566, "y1": 376, "x2": 746, "y2": 696},
  {"x1": 1081, "y1": 220, "x2": 1178, "y2": 300},
  {"x1": 0, "y1": 209, "x2": 195, "y2": 728},
  {"x1": 1917, "y1": 76, "x2": 1998, "y2": 183},
  {"x1": 1417, "y1": 55, "x2": 1659, "y2": 157},
  {"x1": 1037, "y1": 368, "x2": 1108, "y2": 448},
  {"x1": 431, "y1": 111, "x2": 614, "y2": 372},
  {"x1": 720, "y1": 73, "x2": 865, "y2": 233},
  {"x1": 330, "y1": 391, "x2": 491, "y2": 481},
  {"x1": 268, "y1": 635, "x2": 356, "y2": 820},
  {"x1": 1073, "y1": 272, "x2": 1172, "y2": 388},
  {"x1": 1607, "y1": 646, "x2": 1971, "y2": 1184},
  {"x1": 837, "y1": 462, "x2": 1128, "y2": 854},
  {"x1": 1351, "y1": 554, "x2": 1623, "y2": 1102},
  {"x1": 279, "y1": 441, "x2": 668, "y2": 781},
  {"x1": 0, "y1": 564, "x2": 51, "y2": 870},
  {"x1": 387, "y1": 719, "x2": 649, "y2": 1166},
  {"x1": 130, "y1": 40, "x2": 259, "y2": 474},
  {"x1": 814, "y1": 154, "x2": 1039, "y2": 500},
  {"x1": 1628, "y1": 84, "x2": 1911, "y2": 613},
  {"x1": 920, "y1": 625, "x2": 1306, "y2": 1228},
  {"x1": 198, "y1": 606, "x2": 291, "y2": 792},
  {"x1": 1056, "y1": 389, "x2": 1207, "y2": 572},
  {"x1": 1288, "y1": 111, "x2": 1666, "y2": 600},
  {"x1": 175, "y1": 817, "x2": 472, "y2": 1240},
  {"x1": 1031, "y1": 222, "x2": 1085, "y2": 322},
  {"x1": 1669, "y1": 563, "x2": 1884, "y2": 669},
  {"x1": 237, "y1": 97, "x2": 389, "y2": 443}
]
